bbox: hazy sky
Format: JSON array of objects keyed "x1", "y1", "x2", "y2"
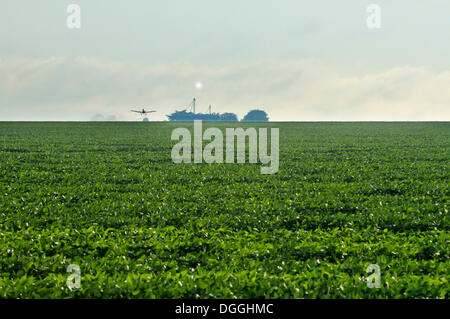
[{"x1": 1, "y1": 0, "x2": 449, "y2": 121}]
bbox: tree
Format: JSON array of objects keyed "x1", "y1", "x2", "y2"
[
  {"x1": 220, "y1": 113, "x2": 239, "y2": 122},
  {"x1": 241, "y1": 109, "x2": 269, "y2": 122}
]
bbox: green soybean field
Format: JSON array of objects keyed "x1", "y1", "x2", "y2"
[{"x1": 0, "y1": 122, "x2": 448, "y2": 298}]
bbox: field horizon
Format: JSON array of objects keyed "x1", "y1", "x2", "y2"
[{"x1": 1, "y1": 121, "x2": 449, "y2": 123}]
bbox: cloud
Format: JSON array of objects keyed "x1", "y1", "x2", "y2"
[{"x1": 0, "y1": 56, "x2": 449, "y2": 121}]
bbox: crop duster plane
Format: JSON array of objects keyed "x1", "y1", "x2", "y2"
[{"x1": 130, "y1": 109, "x2": 156, "y2": 116}]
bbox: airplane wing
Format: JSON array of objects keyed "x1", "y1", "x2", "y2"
[{"x1": 131, "y1": 110, "x2": 141, "y2": 113}]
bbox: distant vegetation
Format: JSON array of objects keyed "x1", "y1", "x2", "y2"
[
  {"x1": 241, "y1": 110, "x2": 269, "y2": 122},
  {"x1": 167, "y1": 110, "x2": 238, "y2": 122},
  {"x1": 167, "y1": 109, "x2": 269, "y2": 122}
]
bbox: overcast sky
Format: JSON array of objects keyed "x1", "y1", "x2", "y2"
[{"x1": 1, "y1": 0, "x2": 449, "y2": 121}]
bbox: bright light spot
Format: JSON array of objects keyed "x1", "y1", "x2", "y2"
[{"x1": 195, "y1": 82, "x2": 203, "y2": 90}]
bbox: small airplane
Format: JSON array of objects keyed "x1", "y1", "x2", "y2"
[{"x1": 131, "y1": 108, "x2": 156, "y2": 115}]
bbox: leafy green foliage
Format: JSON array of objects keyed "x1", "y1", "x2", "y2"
[
  {"x1": 241, "y1": 110, "x2": 269, "y2": 122},
  {"x1": 0, "y1": 122, "x2": 448, "y2": 298}
]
